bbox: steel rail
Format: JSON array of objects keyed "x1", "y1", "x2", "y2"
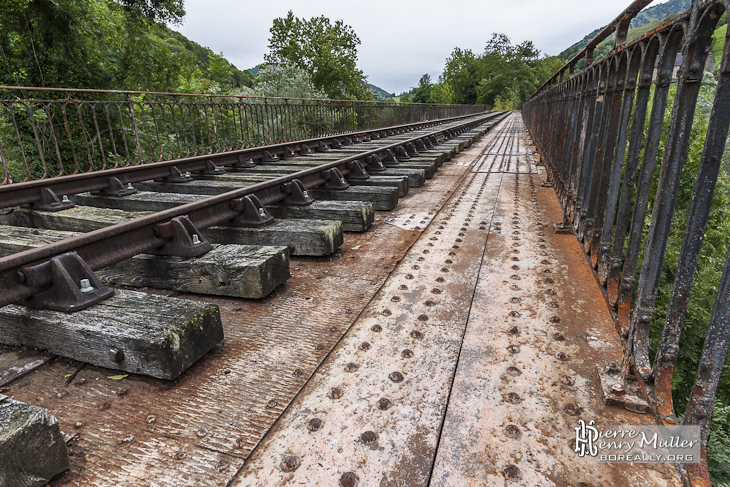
[
  {"x1": 0, "y1": 112, "x2": 500, "y2": 308},
  {"x1": 0, "y1": 113, "x2": 482, "y2": 210}
]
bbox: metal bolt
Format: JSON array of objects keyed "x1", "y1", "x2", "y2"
[
  {"x1": 378, "y1": 398, "x2": 392, "y2": 410},
  {"x1": 360, "y1": 342, "x2": 371, "y2": 351},
  {"x1": 371, "y1": 324, "x2": 383, "y2": 332},
  {"x1": 258, "y1": 208, "x2": 266, "y2": 217},
  {"x1": 62, "y1": 195, "x2": 71, "y2": 203},
  {"x1": 329, "y1": 387, "x2": 343, "y2": 399},
  {"x1": 506, "y1": 393, "x2": 521, "y2": 404},
  {"x1": 345, "y1": 363, "x2": 359, "y2": 373},
  {"x1": 192, "y1": 234, "x2": 201, "y2": 245},
  {"x1": 79, "y1": 278, "x2": 94, "y2": 294},
  {"x1": 509, "y1": 311, "x2": 521, "y2": 318},
  {"x1": 401, "y1": 349, "x2": 414, "y2": 358},
  {"x1": 410, "y1": 330, "x2": 423, "y2": 339},
  {"x1": 106, "y1": 347, "x2": 124, "y2": 363}
]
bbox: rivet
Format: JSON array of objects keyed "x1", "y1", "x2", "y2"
[
  {"x1": 406, "y1": 274, "x2": 414, "y2": 279},
  {"x1": 545, "y1": 278, "x2": 555, "y2": 284},
  {"x1": 280, "y1": 455, "x2": 301, "y2": 472},
  {"x1": 553, "y1": 333, "x2": 565, "y2": 341},
  {"x1": 412, "y1": 265, "x2": 420, "y2": 270},
  {"x1": 196, "y1": 428, "x2": 208, "y2": 437},
  {"x1": 432, "y1": 288, "x2": 442, "y2": 294},
  {"x1": 402, "y1": 349, "x2": 414, "y2": 358},
  {"x1": 329, "y1": 387, "x2": 343, "y2": 399},
  {"x1": 504, "y1": 424, "x2": 522, "y2": 438},
  {"x1": 418, "y1": 314, "x2": 429, "y2": 321},
  {"x1": 564, "y1": 403, "x2": 583, "y2": 416},
  {"x1": 509, "y1": 326, "x2": 519, "y2": 334},
  {"x1": 267, "y1": 399, "x2": 278, "y2": 408},
  {"x1": 175, "y1": 451, "x2": 187, "y2": 460},
  {"x1": 506, "y1": 366, "x2": 522, "y2": 376},
  {"x1": 436, "y1": 277, "x2": 445, "y2": 282},
  {"x1": 316, "y1": 344, "x2": 324, "y2": 351},
  {"x1": 543, "y1": 269, "x2": 553, "y2": 274},
  {"x1": 360, "y1": 431, "x2": 378, "y2": 444},
  {"x1": 425, "y1": 300, "x2": 435, "y2": 306},
  {"x1": 330, "y1": 326, "x2": 338, "y2": 332},
  {"x1": 410, "y1": 330, "x2": 423, "y2": 339},
  {"x1": 345, "y1": 363, "x2": 360, "y2": 372},
  {"x1": 382, "y1": 309, "x2": 392, "y2": 316},
  {"x1": 99, "y1": 402, "x2": 111, "y2": 410},
  {"x1": 506, "y1": 392, "x2": 521, "y2": 404},
  {"x1": 449, "y1": 251, "x2": 456, "y2": 256},
  {"x1": 556, "y1": 352, "x2": 569, "y2": 361},
  {"x1": 372, "y1": 324, "x2": 383, "y2": 332},
  {"x1": 308, "y1": 417, "x2": 323, "y2": 431},
  {"x1": 510, "y1": 275, "x2": 521, "y2": 280},
  {"x1": 293, "y1": 368, "x2": 303, "y2": 376},
  {"x1": 507, "y1": 345, "x2": 520, "y2": 354},
  {"x1": 510, "y1": 297, "x2": 520, "y2": 303},
  {"x1": 378, "y1": 398, "x2": 392, "y2": 410},
  {"x1": 546, "y1": 289, "x2": 556, "y2": 295},
  {"x1": 453, "y1": 245, "x2": 460, "y2": 249},
  {"x1": 391, "y1": 296, "x2": 401, "y2": 302},
  {"x1": 340, "y1": 472, "x2": 360, "y2": 487},
  {"x1": 389, "y1": 371, "x2": 404, "y2": 383},
  {"x1": 360, "y1": 342, "x2": 371, "y2": 351},
  {"x1": 234, "y1": 437, "x2": 246, "y2": 448},
  {"x1": 510, "y1": 285, "x2": 521, "y2": 291},
  {"x1": 548, "y1": 301, "x2": 559, "y2": 308},
  {"x1": 550, "y1": 316, "x2": 561, "y2": 323},
  {"x1": 509, "y1": 311, "x2": 521, "y2": 318}
]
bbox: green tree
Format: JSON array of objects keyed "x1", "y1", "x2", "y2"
[
  {"x1": 265, "y1": 11, "x2": 374, "y2": 100},
  {"x1": 208, "y1": 52, "x2": 233, "y2": 88},
  {"x1": 412, "y1": 74, "x2": 433, "y2": 103},
  {"x1": 253, "y1": 63, "x2": 327, "y2": 99}
]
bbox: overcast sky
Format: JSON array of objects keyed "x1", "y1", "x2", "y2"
[{"x1": 174, "y1": 0, "x2": 670, "y2": 95}]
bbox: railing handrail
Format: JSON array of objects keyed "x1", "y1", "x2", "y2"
[{"x1": 0, "y1": 85, "x2": 469, "y2": 107}]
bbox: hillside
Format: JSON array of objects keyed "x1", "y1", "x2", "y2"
[
  {"x1": 558, "y1": 0, "x2": 691, "y2": 59},
  {"x1": 369, "y1": 84, "x2": 395, "y2": 99}
]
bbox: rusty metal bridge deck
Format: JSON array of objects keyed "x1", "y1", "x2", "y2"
[{"x1": 0, "y1": 115, "x2": 681, "y2": 486}]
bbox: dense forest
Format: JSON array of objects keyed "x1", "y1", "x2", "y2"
[{"x1": 0, "y1": 0, "x2": 256, "y2": 93}]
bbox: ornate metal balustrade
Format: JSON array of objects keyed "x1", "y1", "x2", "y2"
[
  {"x1": 523, "y1": 0, "x2": 729, "y2": 484},
  {"x1": 0, "y1": 86, "x2": 484, "y2": 185}
]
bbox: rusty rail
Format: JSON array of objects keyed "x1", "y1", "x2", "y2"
[
  {"x1": 0, "y1": 113, "x2": 478, "y2": 210},
  {"x1": 523, "y1": 0, "x2": 729, "y2": 484},
  {"x1": 0, "y1": 85, "x2": 485, "y2": 185},
  {"x1": 0, "y1": 112, "x2": 498, "y2": 309}
]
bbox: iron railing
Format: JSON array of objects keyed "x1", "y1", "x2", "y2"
[
  {"x1": 0, "y1": 86, "x2": 485, "y2": 185},
  {"x1": 523, "y1": 0, "x2": 729, "y2": 484}
]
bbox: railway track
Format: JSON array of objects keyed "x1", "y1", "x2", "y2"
[{"x1": 0, "y1": 111, "x2": 508, "y2": 484}]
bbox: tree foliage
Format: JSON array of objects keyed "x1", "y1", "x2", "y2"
[
  {"x1": 0, "y1": 0, "x2": 252, "y2": 93},
  {"x1": 409, "y1": 33, "x2": 564, "y2": 109},
  {"x1": 265, "y1": 11, "x2": 374, "y2": 100},
  {"x1": 253, "y1": 63, "x2": 327, "y2": 99}
]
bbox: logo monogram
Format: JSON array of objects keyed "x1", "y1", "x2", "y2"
[{"x1": 574, "y1": 419, "x2": 599, "y2": 457}]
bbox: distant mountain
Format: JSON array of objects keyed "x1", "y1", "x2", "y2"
[
  {"x1": 369, "y1": 84, "x2": 395, "y2": 100},
  {"x1": 558, "y1": 0, "x2": 691, "y2": 59},
  {"x1": 247, "y1": 65, "x2": 261, "y2": 76}
]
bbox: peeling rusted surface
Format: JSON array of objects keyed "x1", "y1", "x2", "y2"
[{"x1": 1, "y1": 119, "x2": 498, "y2": 485}]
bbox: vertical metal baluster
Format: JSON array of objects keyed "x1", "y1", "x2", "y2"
[
  {"x1": 607, "y1": 40, "x2": 660, "y2": 308},
  {"x1": 655, "y1": 4, "x2": 729, "y2": 423},
  {"x1": 616, "y1": 29, "x2": 682, "y2": 330},
  {"x1": 628, "y1": 9, "x2": 714, "y2": 384}
]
